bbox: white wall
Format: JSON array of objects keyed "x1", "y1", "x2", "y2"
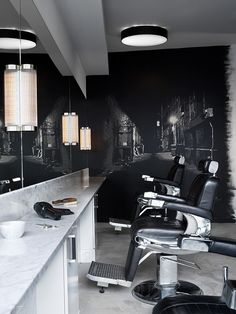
[{"x1": 226, "y1": 44, "x2": 236, "y2": 218}]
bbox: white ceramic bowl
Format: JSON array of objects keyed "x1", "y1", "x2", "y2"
[{"x1": 0, "y1": 221, "x2": 25, "y2": 239}]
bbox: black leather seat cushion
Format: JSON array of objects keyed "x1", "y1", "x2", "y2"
[
  {"x1": 131, "y1": 216, "x2": 186, "y2": 240},
  {"x1": 153, "y1": 295, "x2": 236, "y2": 314}
]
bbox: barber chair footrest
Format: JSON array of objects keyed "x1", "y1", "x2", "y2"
[
  {"x1": 109, "y1": 218, "x2": 131, "y2": 231},
  {"x1": 132, "y1": 280, "x2": 202, "y2": 305},
  {"x1": 87, "y1": 261, "x2": 132, "y2": 288}
]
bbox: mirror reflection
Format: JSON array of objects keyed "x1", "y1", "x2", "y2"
[{"x1": 0, "y1": 1, "x2": 87, "y2": 194}]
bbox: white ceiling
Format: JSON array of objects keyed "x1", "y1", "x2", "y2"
[
  {"x1": 1, "y1": 0, "x2": 236, "y2": 96},
  {"x1": 0, "y1": 1, "x2": 45, "y2": 53},
  {"x1": 103, "y1": 0, "x2": 236, "y2": 51}
]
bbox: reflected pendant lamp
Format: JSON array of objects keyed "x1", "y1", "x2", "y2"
[
  {"x1": 0, "y1": 29, "x2": 37, "y2": 50},
  {"x1": 4, "y1": 64, "x2": 38, "y2": 131},
  {"x1": 80, "y1": 127, "x2": 91, "y2": 150},
  {"x1": 121, "y1": 25, "x2": 168, "y2": 47},
  {"x1": 62, "y1": 112, "x2": 79, "y2": 145}
]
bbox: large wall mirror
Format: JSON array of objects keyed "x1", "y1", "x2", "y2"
[{"x1": 0, "y1": 1, "x2": 87, "y2": 194}]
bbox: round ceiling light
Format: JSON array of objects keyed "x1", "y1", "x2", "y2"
[
  {"x1": 0, "y1": 29, "x2": 37, "y2": 50},
  {"x1": 121, "y1": 25, "x2": 168, "y2": 47}
]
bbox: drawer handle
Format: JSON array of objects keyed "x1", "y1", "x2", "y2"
[{"x1": 68, "y1": 235, "x2": 76, "y2": 263}]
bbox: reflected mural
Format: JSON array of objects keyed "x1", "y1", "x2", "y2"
[{"x1": 0, "y1": 53, "x2": 87, "y2": 192}]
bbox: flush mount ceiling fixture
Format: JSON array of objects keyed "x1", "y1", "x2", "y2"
[
  {"x1": 0, "y1": 29, "x2": 37, "y2": 50},
  {"x1": 121, "y1": 25, "x2": 168, "y2": 47}
]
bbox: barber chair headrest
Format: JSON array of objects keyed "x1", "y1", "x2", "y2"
[
  {"x1": 198, "y1": 159, "x2": 219, "y2": 175},
  {"x1": 174, "y1": 155, "x2": 185, "y2": 165},
  {"x1": 208, "y1": 161, "x2": 219, "y2": 175}
]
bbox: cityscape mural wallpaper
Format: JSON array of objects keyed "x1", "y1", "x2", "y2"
[
  {"x1": 87, "y1": 46, "x2": 231, "y2": 222},
  {"x1": 0, "y1": 45, "x2": 236, "y2": 222}
]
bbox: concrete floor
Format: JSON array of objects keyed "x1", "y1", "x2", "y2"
[{"x1": 79, "y1": 222, "x2": 236, "y2": 314}]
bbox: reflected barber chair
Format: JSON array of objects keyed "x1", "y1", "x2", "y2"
[
  {"x1": 87, "y1": 161, "x2": 219, "y2": 305},
  {"x1": 109, "y1": 155, "x2": 185, "y2": 231},
  {"x1": 0, "y1": 177, "x2": 21, "y2": 194},
  {"x1": 153, "y1": 267, "x2": 236, "y2": 314}
]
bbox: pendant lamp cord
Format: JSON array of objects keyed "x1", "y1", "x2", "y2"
[
  {"x1": 68, "y1": 76, "x2": 71, "y2": 113},
  {"x1": 68, "y1": 77, "x2": 72, "y2": 173},
  {"x1": 19, "y1": 0, "x2": 24, "y2": 188},
  {"x1": 84, "y1": 91, "x2": 89, "y2": 167},
  {"x1": 19, "y1": 0, "x2": 22, "y2": 66}
]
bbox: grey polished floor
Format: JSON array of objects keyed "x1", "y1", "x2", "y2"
[{"x1": 79, "y1": 223, "x2": 236, "y2": 314}]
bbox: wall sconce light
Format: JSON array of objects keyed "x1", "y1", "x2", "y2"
[
  {"x1": 0, "y1": 29, "x2": 37, "y2": 50},
  {"x1": 80, "y1": 127, "x2": 91, "y2": 150},
  {"x1": 4, "y1": 64, "x2": 37, "y2": 131},
  {"x1": 62, "y1": 112, "x2": 79, "y2": 145},
  {"x1": 121, "y1": 25, "x2": 168, "y2": 47}
]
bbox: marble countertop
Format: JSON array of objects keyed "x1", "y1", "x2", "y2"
[{"x1": 0, "y1": 176, "x2": 104, "y2": 314}]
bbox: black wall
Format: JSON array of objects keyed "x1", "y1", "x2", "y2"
[
  {"x1": 0, "y1": 47, "x2": 232, "y2": 222},
  {"x1": 86, "y1": 46, "x2": 232, "y2": 222}
]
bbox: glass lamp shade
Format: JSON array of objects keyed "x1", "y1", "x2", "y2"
[
  {"x1": 62, "y1": 112, "x2": 79, "y2": 145},
  {"x1": 80, "y1": 127, "x2": 91, "y2": 150},
  {"x1": 4, "y1": 64, "x2": 37, "y2": 131}
]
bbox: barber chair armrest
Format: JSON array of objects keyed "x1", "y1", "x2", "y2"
[
  {"x1": 208, "y1": 236, "x2": 236, "y2": 257},
  {"x1": 179, "y1": 236, "x2": 236, "y2": 257},
  {"x1": 178, "y1": 235, "x2": 212, "y2": 251},
  {"x1": 154, "y1": 179, "x2": 180, "y2": 187},
  {"x1": 165, "y1": 202, "x2": 213, "y2": 220},
  {"x1": 147, "y1": 193, "x2": 186, "y2": 203},
  {"x1": 142, "y1": 176, "x2": 180, "y2": 188},
  {"x1": 143, "y1": 191, "x2": 185, "y2": 203}
]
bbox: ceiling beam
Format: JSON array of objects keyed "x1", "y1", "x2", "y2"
[{"x1": 10, "y1": 0, "x2": 87, "y2": 97}]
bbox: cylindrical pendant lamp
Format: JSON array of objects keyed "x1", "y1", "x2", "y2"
[
  {"x1": 4, "y1": 64, "x2": 37, "y2": 131},
  {"x1": 62, "y1": 112, "x2": 79, "y2": 145},
  {"x1": 80, "y1": 127, "x2": 91, "y2": 150}
]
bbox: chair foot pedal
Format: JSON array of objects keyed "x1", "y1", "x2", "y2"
[
  {"x1": 87, "y1": 261, "x2": 132, "y2": 287},
  {"x1": 109, "y1": 218, "x2": 131, "y2": 230}
]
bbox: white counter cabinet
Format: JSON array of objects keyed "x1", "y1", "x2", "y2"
[
  {"x1": 14, "y1": 231, "x2": 78, "y2": 314},
  {"x1": 36, "y1": 222, "x2": 80, "y2": 314},
  {"x1": 0, "y1": 170, "x2": 104, "y2": 314}
]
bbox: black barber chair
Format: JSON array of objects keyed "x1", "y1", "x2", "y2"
[
  {"x1": 109, "y1": 155, "x2": 185, "y2": 231},
  {"x1": 135, "y1": 158, "x2": 213, "y2": 219},
  {"x1": 87, "y1": 160, "x2": 219, "y2": 303},
  {"x1": 141, "y1": 155, "x2": 185, "y2": 195},
  {"x1": 0, "y1": 177, "x2": 21, "y2": 194},
  {"x1": 131, "y1": 160, "x2": 219, "y2": 304},
  {"x1": 153, "y1": 266, "x2": 236, "y2": 314}
]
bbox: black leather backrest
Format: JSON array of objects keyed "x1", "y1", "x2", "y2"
[
  {"x1": 186, "y1": 174, "x2": 219, "y2": 211},
  {"x1": 186, "y1": 174, "x2": 208, "y2": 205},
  {"x1": 198, "y1": 159, "x2": 211, "y2": 172},
  {"x1": 167, "y1": 164, "x2": 185, "y2": 184},
  {"x1": 172, "y1": 165, "x2": 185, "y2": 184},
  {"x1": 196, "y1": 177, "x2": 219, "y2": 210}
]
